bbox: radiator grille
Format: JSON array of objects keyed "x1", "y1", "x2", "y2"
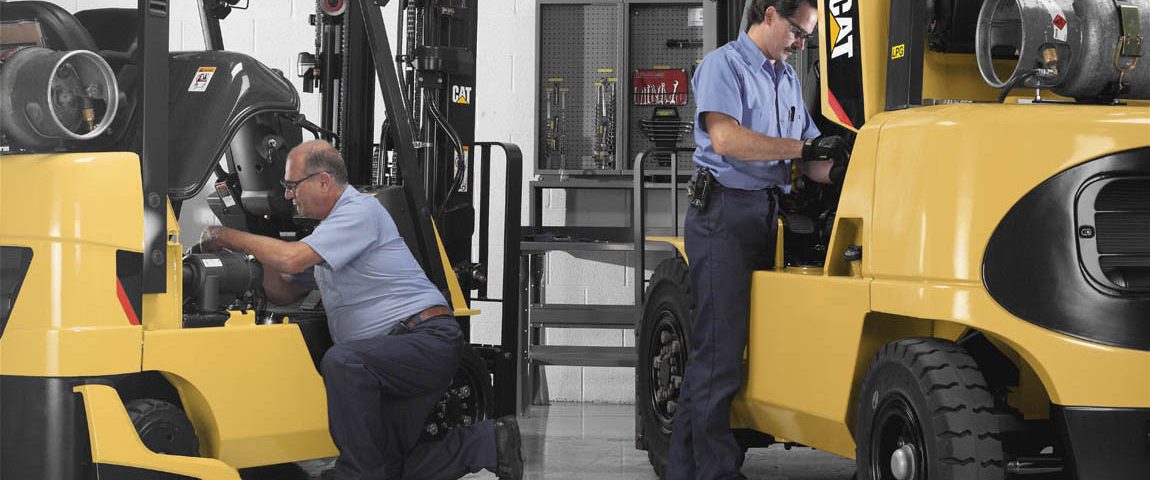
[
  {"x1": 1097, "y1": 212, "x2": 1150, "y2": 254},
  {"x1": 1096, "y1": 179, "x2": 1150, "y2": 211},
  {"x1": 1084, "y1": 177, "x2": 1150, "y2": 292}
]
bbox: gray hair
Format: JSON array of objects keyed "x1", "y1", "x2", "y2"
[{"x1": 298, "y1": 141, "x2": 349, "y2": 186}]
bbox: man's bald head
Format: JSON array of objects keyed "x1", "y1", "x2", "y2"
[{"x1": 289, "y1": 139, "x2": 349, "y2": 186}]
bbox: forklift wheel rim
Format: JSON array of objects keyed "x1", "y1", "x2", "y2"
[{"x1": 870, "y1": 392, "x2": 926, "y2": 480}]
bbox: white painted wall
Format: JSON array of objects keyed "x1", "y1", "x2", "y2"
[{"x1": 49, "y1": 0, "x2": 642, "y2": 403}]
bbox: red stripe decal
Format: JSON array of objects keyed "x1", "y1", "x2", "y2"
[
  {"x1": 116, "y1": 279, "x2": 140, "y2": 326},
  {"x1": 827, "y1": 90, "x2": 856, "y2": 129}
]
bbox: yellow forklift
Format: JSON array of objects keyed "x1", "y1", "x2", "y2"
[
  {"x1": 0, "y1": 1, "x2": 521, "y2": 478},
  {"x1": 636, "y1": 0, "x2": 1150, "y2": 479}
]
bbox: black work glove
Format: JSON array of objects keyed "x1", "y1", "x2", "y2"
[{"x1": 801, "y1": 135, "x2": 851, "y2": 185}]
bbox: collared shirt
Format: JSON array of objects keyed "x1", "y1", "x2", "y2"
[
  {"x1": 301, "y1": 186, "x2": 447, "y2": 343},
  {"x1": 692, "y1": 32, "x2": 820, "y2": 191}
]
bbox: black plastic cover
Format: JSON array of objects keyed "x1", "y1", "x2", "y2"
[
  {"x1": 115, "y1": 250, "x2": 142, "y2": 326},
  {"x1": 983, "y1": 147, "x2": 1150, "y2": 351},
  {"x1": 823, "y1": 1, "x2": 866, "y2": 129},
  {"x1": 886, "y1": 0, "x2": 927, "y2": 110},
  {"x1": 0, "y1": 246, "x2": 33, "y2": 337},
  {"x1": 166, "y1": 51, "x2": 300, "y2": 200},
  {"x1": 0, "y1": 376, "x2": 94, "y2": 480},
  {"x1": 1054, "y1": 405, "x2": 1150, "y2": 480}
]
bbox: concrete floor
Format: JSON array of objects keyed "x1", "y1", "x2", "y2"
[{"x1": 280, "y1": 402, "x2": 856, "y2": 480}]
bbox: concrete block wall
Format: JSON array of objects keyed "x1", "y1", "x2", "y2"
[{"x1": 51, "y1": 0, "x2": 667, "y2": 404}]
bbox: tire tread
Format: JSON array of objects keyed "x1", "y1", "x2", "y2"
[{"x1": 857, "y1": 338, "x2": 1005, "y2": 480}]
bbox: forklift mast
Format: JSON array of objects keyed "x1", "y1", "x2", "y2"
[{"x1": 306, "y1": 0, "x2": 480, "y2": 291}]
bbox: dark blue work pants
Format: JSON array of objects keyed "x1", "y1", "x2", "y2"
[
  {"x1": 321, "y1": 316, "x2": 496, "y2": 480},
  {"x1": 668, "y1": 186, "x2": 778, "y2": 480}
]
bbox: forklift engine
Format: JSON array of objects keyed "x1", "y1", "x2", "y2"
[
  {"x1": 182, "y1": 252, "x2": 264, "y2": 328},
  {"x1": 0, "y1": 44, "x2": 120, "y2": 150}
]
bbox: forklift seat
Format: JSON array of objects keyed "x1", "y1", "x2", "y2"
[{"x1": 2, "y1": 1, "x2": 99, "y2": 52}]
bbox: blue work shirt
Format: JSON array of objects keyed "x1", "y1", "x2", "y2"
[
  {"x1": 301, "y1": 186, "x2": 448, "y2": 344},
  {"x1": 692, "y1": 32, "x2": 820, "y2": 191}
]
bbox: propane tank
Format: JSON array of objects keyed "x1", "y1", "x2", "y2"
[
  {"x1": 976, "y1": 0, "x2": 1149, "y2": 102},
  {"x1": 0, "y1": 47, "x2": 119, "y2": 147}
]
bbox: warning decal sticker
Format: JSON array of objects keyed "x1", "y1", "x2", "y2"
[
  {"x1": 1052, "y1": 14, "x2": 1068, "y2": 41},
  {"x1": 188, "y1": 66, "x2": 217, "y2": 92},
  {"x1": 1036, "y1": 0, "x2": 1069, "y2": 42}
]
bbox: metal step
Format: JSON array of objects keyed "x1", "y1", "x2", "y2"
[
  {"x1": 529, "y1": 304, "x2": 637, "y2": 328},
  {"x1": 530, "y1": 346, "x2": 636, "y2": 367}
]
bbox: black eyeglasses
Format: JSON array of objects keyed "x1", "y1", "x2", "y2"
[
  {"x1": 280, "y1": 171, "x2": 327, "y2": 191},
  {"x1": 783, "y1": 16, "x2": 814, "y2": 43}
]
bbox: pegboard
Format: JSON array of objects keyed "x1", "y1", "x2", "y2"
[
  {"x1": 538, "y1": 3, "x2": 622, "y2": 172},
  {"x1": 627, "y1": 3, "x2": 702, "y2": 172}
]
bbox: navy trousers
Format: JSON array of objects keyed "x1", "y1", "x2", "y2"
[
  {"x1": 668, "y1": 186, "x2": 777, "y2": 480},
  {"x1": 321, "y1": 315, "x2": 496, "y2": 480}
]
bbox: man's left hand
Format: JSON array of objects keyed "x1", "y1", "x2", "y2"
[{"x1": 801, "y1": 135, "x2": 851, "y2": 184}]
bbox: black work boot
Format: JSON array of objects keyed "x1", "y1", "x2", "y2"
[{"x1": 494, "y1": 415, "x2": 524, "y2": 480}]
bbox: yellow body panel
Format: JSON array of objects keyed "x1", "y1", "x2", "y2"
[
  {"x1": 733, "y1": 274, "x2": 870, "y2": 458},
  {"x1": 726, "y1": 103, "x2": 1150, "y2": 456},
  {"x1": 0, "y1": 153, "x2": 145, "y2": 376},
  {"x1": 74, "y1": 385, "x2": 241, "y2": 479},
  {"x1": 867, "y1": 104, "x2": 1149, "y2": 285},
  {"x1": 866, "y1": 105, "x2": 1150, "y2": 407},
  {"x1": 0, "y1": 327, "x2": 142, "y2": 376},
  {"x1": 142, "y1": 324, "x2": 337, "y2": 467}
]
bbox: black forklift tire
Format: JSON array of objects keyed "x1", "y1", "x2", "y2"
[
  {"x1": 422, "y1": 343, "x2": 495, "y2": 442},
  {"x1": 126, "y1": 398, "x2": 200, "y2": 479},
  {"x1": 637, "y1": 257, "x2": 695, "y2": 479},
  {"x1": 855, "y1": 338, "x2": 1005, "y2": 480}
]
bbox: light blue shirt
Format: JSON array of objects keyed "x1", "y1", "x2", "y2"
[
  {"x1": 302, "y1": 186, "x2": 447, "y2": 343},
  {"x1": 692, "y1": 32, "x2": 821, "y2": 191}
]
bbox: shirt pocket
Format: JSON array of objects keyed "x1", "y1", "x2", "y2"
[
  {"x1": 745, "y1": 90, "x2": 778, "y2": 136},
  {"x1": 788, "y1": 107, "x2": 807, "y2": 139}
]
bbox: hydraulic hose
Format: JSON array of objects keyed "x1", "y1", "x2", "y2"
[{"x1": 425, "y1": 92, "x2": 467, "y2": 220}]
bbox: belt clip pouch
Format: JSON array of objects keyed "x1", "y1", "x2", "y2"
[{"x1": 687, "y1": 169, "x2": 714, "y2": 210}]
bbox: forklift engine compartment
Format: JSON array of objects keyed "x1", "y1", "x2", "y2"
[{"x1": 182, "y1": 251, "x2": 263, "y2": 329}]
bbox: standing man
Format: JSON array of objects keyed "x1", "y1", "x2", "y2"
[
  {"x1": 668, "y1": 1, "x2": 850, "y2": 479},
  {"x1": 199, "y1": 140, "x2": 524, "y2": 480}
]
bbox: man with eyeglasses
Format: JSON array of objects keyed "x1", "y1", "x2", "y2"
[
  {"x1": 670, "y1": 1, "x2": 850, "y2": 479},
  {"x1": 198, "y1": 140, "x2": 524, "y2": 480}
]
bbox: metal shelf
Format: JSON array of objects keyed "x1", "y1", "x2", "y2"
[{"x1": 517, "y1": 147, "x2": 691, "y2": 414}]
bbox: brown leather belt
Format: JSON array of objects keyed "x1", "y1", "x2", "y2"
[{"x1": 402, "y1": 305, "x2": 453, "y2": 329}]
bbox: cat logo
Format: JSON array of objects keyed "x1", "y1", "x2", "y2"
[
  {"x1": 829, "y1": 0, "x2": 855, "y2": 59},
  {"x1": 452, "y1": 85, "x2": 473, "y2": 105}
]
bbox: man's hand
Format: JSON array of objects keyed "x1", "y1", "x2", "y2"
[
  {"x1": 196, "y1": 226, "x2": 228, "y2": 253},
  {"x1": 801, "y1": 135, "x2": 851, "y2": 184}
]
